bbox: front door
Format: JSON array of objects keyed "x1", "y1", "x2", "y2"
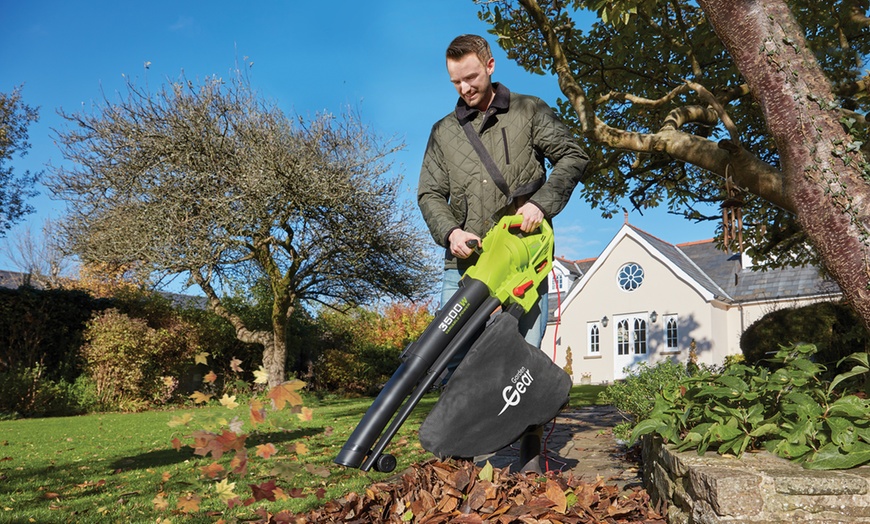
[{"x1": 613, "y1": 314, "x2": 649, "y2": 380}]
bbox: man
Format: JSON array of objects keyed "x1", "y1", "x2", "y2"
[
  {"x1": 417, "y1": 34, "x2": 588, "y2": 472},
  {"x1": 418, "y1": 34, "x2": 588, "y2": 348}
]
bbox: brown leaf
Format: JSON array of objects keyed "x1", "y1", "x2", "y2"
[{"x1": 545, "y1": 479, "x2": 568, "y2": 513}]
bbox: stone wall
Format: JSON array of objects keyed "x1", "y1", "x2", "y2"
[{"x1": 643, "y1": 436, "x2": 870, "y2": 523}]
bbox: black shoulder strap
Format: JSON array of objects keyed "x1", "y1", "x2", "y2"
[{"x1": 461, "y1": 120, "x2": 512, "y2": 199}]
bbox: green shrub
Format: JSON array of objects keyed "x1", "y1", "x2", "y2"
[
  {"x1": 313, "y1": 344, "x2": 401, "y2": 396},
  {"x1": 0, "y1": 365, "x2": 90, "y2": 418},
  {"x1": 599, "y1": 359, "x2": 689, "y2": 441},
  {"x1": 741, "y1": 301, "x2": 869, "y2": 372},
  {"x1": 0, "y1": 286, "x2": 108, "y2": 383},
  {"x1": 633, "y1": 343, "x2": 870, "y2": 470},
  {"x1": 80, "y1": 308, "x2": 200, "y2": 411}
]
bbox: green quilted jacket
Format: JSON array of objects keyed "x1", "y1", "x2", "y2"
[{"x1": 418, "y1": 83, "x2": 589, "y2": 268}]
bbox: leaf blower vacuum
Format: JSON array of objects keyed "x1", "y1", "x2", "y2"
[{"x1": 334, "y1": 215, "x2": 572, "y2": 473}]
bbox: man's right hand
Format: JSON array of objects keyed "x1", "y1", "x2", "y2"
[{"x1": 448, "y1": 229, "x2": 481, "y2": 259}]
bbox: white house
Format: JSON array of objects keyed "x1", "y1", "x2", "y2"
[{"x1": 543, "y1": 220, "x2": 842, "y2": 384}]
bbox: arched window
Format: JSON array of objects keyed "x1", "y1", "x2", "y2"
[
  {"x1": 633, "y1": 318, "x2": 647, "y2": 355},
  {"x1": 617, "y1": 319, "x2": 630, "y2": 356},
  {"x1": 666, "y1": 315, "x2": 679, "y2": 350},
  {"x1": 587, "y1": 323, "x2": 600, "y2": 354}
]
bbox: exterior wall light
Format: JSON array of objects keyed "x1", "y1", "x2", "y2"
[
  {"x1": 650, "y1": 310, "x2": 658, "y2": 323},
  {"x1": 601, "y1": 315, "x2": 609, "y2": 327}
]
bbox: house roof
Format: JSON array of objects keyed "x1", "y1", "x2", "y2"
[
  {"x1": 553, "y1": 223, "x2": 842, "y2": 317},
  {"x1": 0, "y1": 269, "x2": 207, "y2": 309},
  {"x1": 678, "y1": 239, "x2": 841, "y2": 302},
  {"x1": 0, "y1": 270, "x2": 33, "y2": 289}
]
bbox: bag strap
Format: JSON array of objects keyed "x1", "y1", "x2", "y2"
[{"x1": 461, "y1": 120, "x2": 512, "y2": 199}]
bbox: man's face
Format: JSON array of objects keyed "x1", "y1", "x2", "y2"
[{"x1": 447, "y1": 53, "x2": 495, "y2": 111}]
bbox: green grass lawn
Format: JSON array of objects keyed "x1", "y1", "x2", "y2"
[{"x1": 0, "y1": 385, "x2": 606, "y2": 523}]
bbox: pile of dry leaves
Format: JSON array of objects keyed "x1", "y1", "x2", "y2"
[{"x1": 292, "y1": 459, "x2": 666, "y2": 523}]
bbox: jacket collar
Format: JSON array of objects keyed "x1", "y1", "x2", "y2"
[{"x1": 454, "y1": 82, "x2": 510, "y2": 125}]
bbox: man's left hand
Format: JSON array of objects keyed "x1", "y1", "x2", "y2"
[{"x1": 516, "y1": 202, "x2": 544, "y2": 233}]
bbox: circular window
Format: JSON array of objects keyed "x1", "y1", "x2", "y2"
[{"x1": 617, "y1": 262, "x2": 644, "y2": 292}]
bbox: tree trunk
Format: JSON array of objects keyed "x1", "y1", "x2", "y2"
[
  {"x1": 698, "y1": 0, "x2": 870, "y2": 330},
  {"x1": 266, "y1": 298, "x2": 290, "y2": 389}
]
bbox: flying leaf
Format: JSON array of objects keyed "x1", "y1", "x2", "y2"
[
  {"x1": 230, "y1": 449, "x2": 248, "y2": 476},
  {"x1": 230, "y1": 357, "x2": 243, "y2": 373},
  {"x1": 195, "y1": 352, "x2": 210, "y2": 365},
  {"x1": 203, "y1": 371, "x2": 218, "y2": 384},
  {"x1": 293, "y1": 442, "x2": 309, "y2": 455},
  {"x1": 255, "y1": 443, "x2": 277, "y2": 459},
  {"x1": 296, "y1": 407, "x2": 314, "y2": 422},
  {"x1": 190, "y1": 391, "x2": 212, "y2": 404},
  {"x1": 228, "y1": 416, "x2": 244, "y2": 434},
  {"x1": 268, "y1": 380, "x2": 306, "y2": 410},
  {"x1": 214, "y1": 478, "x2": 237, "y2": 504},
  {"x1": 171, "y1": 438, "x2": 183, "y2": 451},
  {"x1": 250, "y1": 400, "x2": 266, "y2": 425},
  {"x1": 201, "y1": 462, "x2": 225, "y2": 479},
  {"x1": 272, "y1": 487, "x2": 289, "y2": 501},
  {"x1": 253, "y1": 366, "x2": 268, "y2": 384},
  {"x1": 168, "y1": 412, "x2": 193, "y2": 427},
  {"x1": 219, "y1": 394, "x2": 239, "y2": 409}
]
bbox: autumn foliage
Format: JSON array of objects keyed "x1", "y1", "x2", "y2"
[
  {"x1": 311, "y1": 300, "x2": 434, "y2": 396},
  {"x1": 295, "y1": 459, "x2": 664, "y2": 524}
]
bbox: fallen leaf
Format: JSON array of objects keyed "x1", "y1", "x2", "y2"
[
  {"x1": 250, "y1": 480, "x2": 278, "y2": 502},
  {"x1": 203, "y1": 371, "x2": 218, "y2": 384},
  {"x1": 176, "y1": 492, "x2": 201, "y2": 513},
  {"x1": 195, "y1": 352, "x2": 209, "y2": 365},
  {"x1": 152, "y1": 492, "x2": 169, "y2": 511},
  {"x1": 546, "y1": 479, "x2": 568, "y2": 514},
  {"x1": 230, "y1": 357, "x2": 243, "y2": 373}
]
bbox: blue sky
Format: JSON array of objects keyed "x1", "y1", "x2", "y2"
[{"x1": 0, "y1": 0, "x2": 717, "y2": 278}]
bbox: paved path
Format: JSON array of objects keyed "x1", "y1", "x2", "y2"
[{"x1": 479, "y1": 405, "x2": 643, "y2": 491}]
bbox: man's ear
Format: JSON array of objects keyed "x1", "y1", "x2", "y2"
[{"x1": 485, "y1": 56, "x2": 495, "y2": 76}]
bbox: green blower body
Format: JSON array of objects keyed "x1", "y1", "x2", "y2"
[{"x1": 334, "y1": 215, "x2": 571, "y2": 472}]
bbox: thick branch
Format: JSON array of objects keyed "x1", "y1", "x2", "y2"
[{"x1": 518, "y1": 0, "x2": 792, "y2": 213}]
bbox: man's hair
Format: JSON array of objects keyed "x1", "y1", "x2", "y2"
[{"x1": 446, "y1": 34, "x2": 492, "y2": 65}]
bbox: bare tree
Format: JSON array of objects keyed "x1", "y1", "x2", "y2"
[
  {"x1": 1, "y1": 218, "x2": 73, "y2": 288},
  {"x1": 48, "y1": 70, "x2": 436, "y2": 387}
]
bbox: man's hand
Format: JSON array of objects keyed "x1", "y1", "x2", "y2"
[
  {"x1": 448, "y1": 229, "x2": 481, "y2": 259},
  {"x1": 516, "y1": 202, "x2": 544, "y2": 233}
]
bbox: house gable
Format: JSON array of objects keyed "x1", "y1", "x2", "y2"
[{"x1": 555, "y1": 224, "x2": 723, "y2": 317}]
